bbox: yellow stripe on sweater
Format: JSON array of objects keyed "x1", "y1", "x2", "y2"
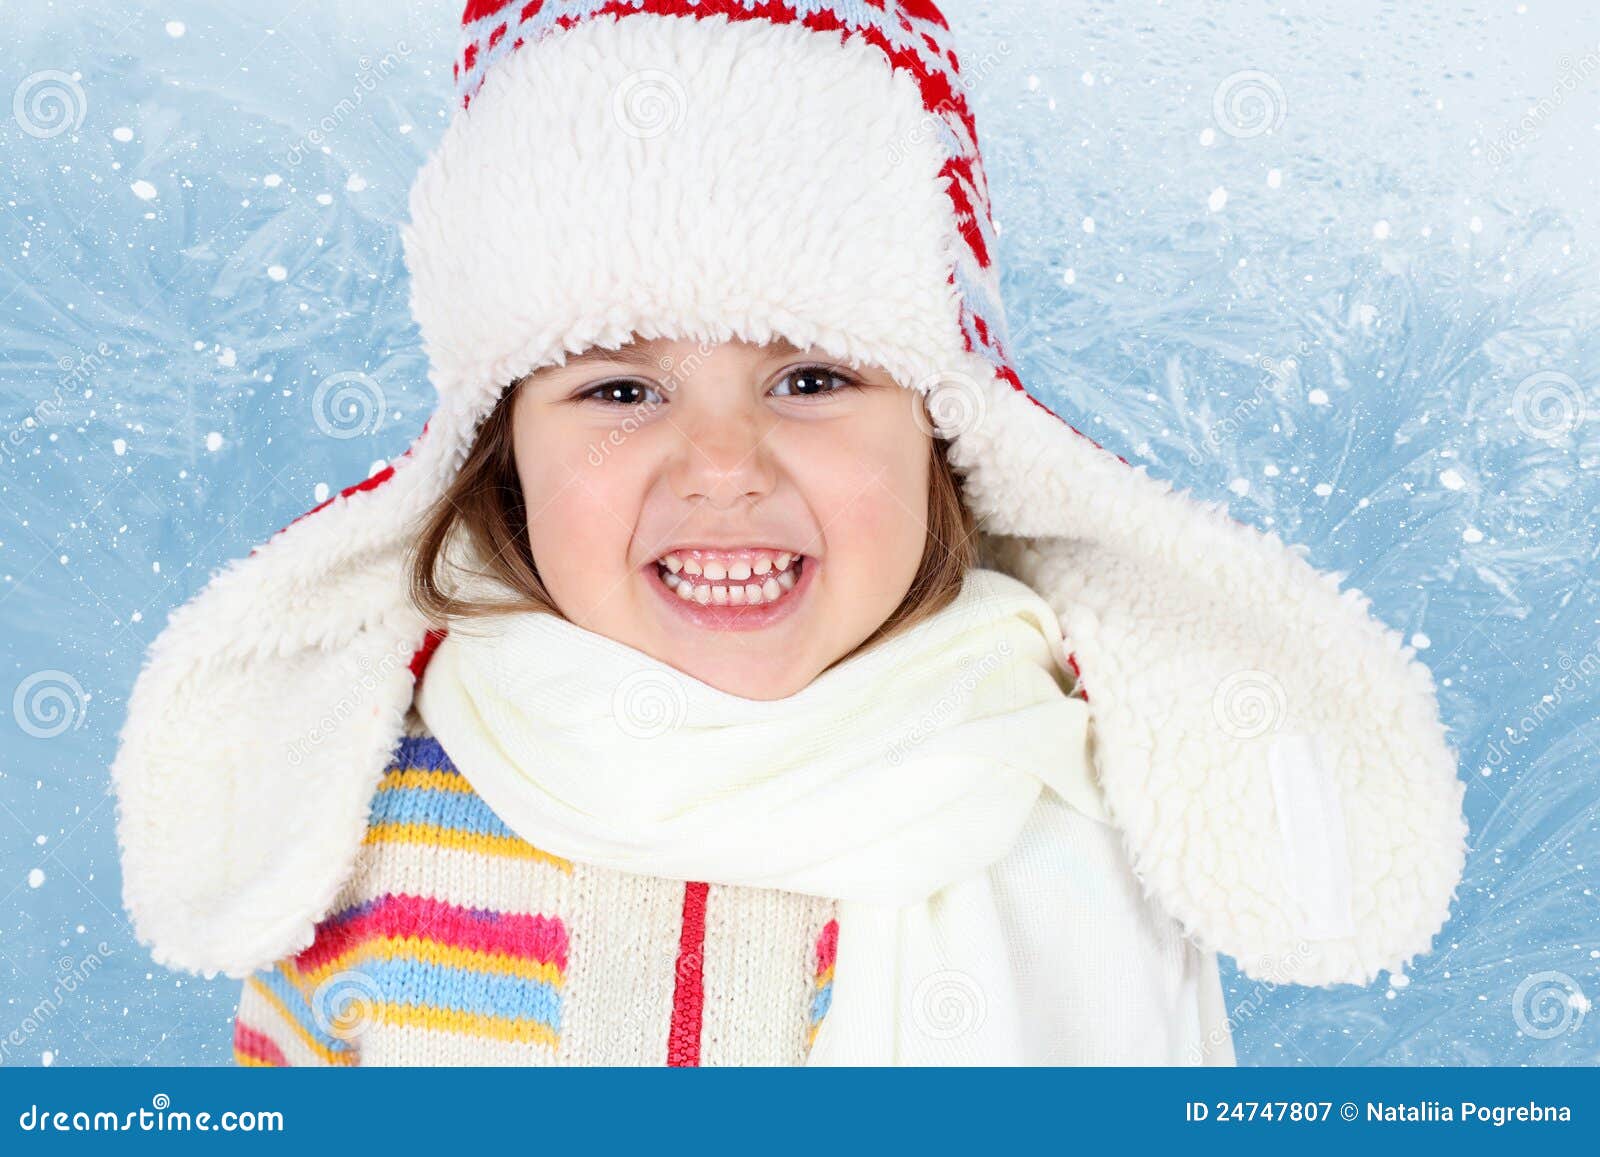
[
  {"x1": 378, "y1": 768, "x2": 476, "y2": 794},
  {"x1": 375, "y1": 1002, "x2": 561, "y2": 1048},
  {"x1": 364, "y1": 821, "x2": 574, "y2": 871},
  {"x1": 296, "y1": 937, "x2": 567, "y2": 992}
]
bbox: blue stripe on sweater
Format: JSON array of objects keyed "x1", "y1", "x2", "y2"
[
  {"x1": 347, "y1": 957, "x2": 563, "y2": 1030},
  {"x1": 389, "y1": 735, "x2": 460, "y2": 774},
  {"x1": 374, "y1": 737, "x2": 522, "y2": 841},
  {"x1": 810, "y1": 982, "x2": 833, "y2": 1024}
]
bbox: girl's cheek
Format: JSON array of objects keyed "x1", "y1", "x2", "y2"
[
  {"x1": 518, "y1": 439, "x2": 624, "y2": 553},
  {"x1": 814, "y1": 461, "x2": 921, "y2": 555},
  {"x1": 816, "y1": 415, "x2": 924, "y2": 493}
]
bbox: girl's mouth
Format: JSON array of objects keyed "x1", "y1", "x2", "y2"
[{"x1": 644, "y1": 549, "x2": 815, "y2": 632}]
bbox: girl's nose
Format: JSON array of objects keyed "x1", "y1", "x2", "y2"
[{"x1": 667, "y1": 406, "x2": 780, "y2": 508}]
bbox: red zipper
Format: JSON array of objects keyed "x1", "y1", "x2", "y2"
[{"x1": 666, "y1": 880, "x2": 709, "y2": 1066}]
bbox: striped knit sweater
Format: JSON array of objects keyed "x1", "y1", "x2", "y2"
[{"x1": 233, "y1": 708, "x2": 839, "y2": 1066}]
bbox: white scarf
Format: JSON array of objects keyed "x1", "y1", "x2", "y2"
[{"x1": 414, "y1": 566, "x2": 1107, "y2": 1064}]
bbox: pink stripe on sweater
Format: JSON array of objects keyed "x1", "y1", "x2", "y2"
[
  {"x1": 295, "y1": 892, "x2": 569, "y2": 974},
  {"x1": 816, "y1": 918, "x2": 839, "y2": 972},
  {"x1": 234, "y1": 1020, "x2": 289, "y2": 1066}
]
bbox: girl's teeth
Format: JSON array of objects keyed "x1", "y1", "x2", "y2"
[
  {"x1": 660, "y1": 555, "x2": 805, "y2": 606},
  {"x1": 658, "y1": 550, "x2": 800, "y2": 577}
]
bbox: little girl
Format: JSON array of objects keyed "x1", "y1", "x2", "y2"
[{"x1": 110, "y1": 1, "x2": 1469, "y2": 1067}]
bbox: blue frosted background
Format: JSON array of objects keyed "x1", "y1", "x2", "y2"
[{"x1": 2, "y1": 1, "x2": 1597, "y2": 1066}]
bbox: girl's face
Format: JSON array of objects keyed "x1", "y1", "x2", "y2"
[{"x1": 509, "y1": 335, "x2": 932, "y2": 700}]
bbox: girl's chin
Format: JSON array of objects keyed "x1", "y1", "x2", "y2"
[{"x1": 651, "y1": 643, "x2": 818, "y2": 700}]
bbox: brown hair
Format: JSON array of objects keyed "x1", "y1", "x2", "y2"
[{"x1": 405, "y1": 379, "x2": 980, "y2": 663}]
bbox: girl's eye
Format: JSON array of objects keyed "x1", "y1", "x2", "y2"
[
  {"x1": 573, "y1": 365, "x2": 862, "y2": 408},
  {"x1": 771, "y1": 365, "x2": 864, "y2": 400},
  {"x1": 576, "y1": 379, "x2": 663, "y2": 408}
]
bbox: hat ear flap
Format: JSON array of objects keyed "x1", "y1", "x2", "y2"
[
  {"x1": 110, "y1": 421, "x2": 451, "y2": 978},
  {"x1": 958, "y1": 373, "x2": 1468, "y2": 988}
]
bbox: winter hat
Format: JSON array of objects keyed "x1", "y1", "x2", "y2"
[{"x1": 111, "y1": 0, "x2": 1469, "y2": 987}]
